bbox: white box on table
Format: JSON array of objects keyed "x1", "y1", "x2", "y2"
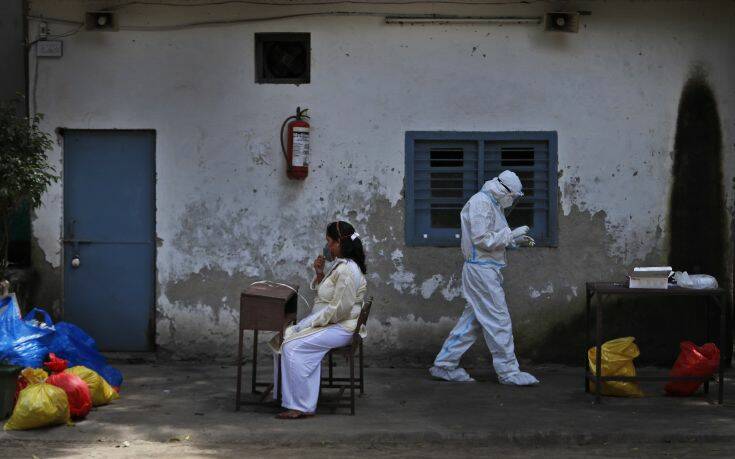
[{"x1": 628, "y1": 266, "x2": 672, "y2": 289}]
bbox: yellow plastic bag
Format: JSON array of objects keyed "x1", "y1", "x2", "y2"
[
  {"x1": 4, "y1": 371, "x2": 71, "y2": 430},
  {"x1": 66, "y1": 366, "x2": 119, "y2": 406},
  {"x1": 13, "y1": 368, "x2": 49, "y2": 399},
  {"x1": 587, "y1": 337, "x2": 644, "y2": 397},
  {"x1": 20, "y1": 368, "x2": 49, "y2": 384}
]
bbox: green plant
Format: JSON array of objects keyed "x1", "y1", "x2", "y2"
[{"x1": 0, "y1": 98, "x2": 58, "y2": 272}]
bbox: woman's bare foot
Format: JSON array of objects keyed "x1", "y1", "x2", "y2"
[{"x1": 276, "y1": 410, "x2": 314, "y2": 420}]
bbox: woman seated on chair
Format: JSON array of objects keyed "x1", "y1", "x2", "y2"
[{"x1": 275, "y1": 220, "x2": 368, "y2": 419}]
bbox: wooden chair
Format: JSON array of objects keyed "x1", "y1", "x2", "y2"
[{"x1": 319, "y1": 296, "x2": 373, "y2": 415}]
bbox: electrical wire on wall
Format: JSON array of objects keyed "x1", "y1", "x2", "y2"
[
  {"x1": 28, "y1": 9, "x2": 546, "y2": 31},
  {"x1": 107, "y1": 0, "x2": 548, "y2": 7},
  {"x1": 27, "y1": 0, "x2": 551, "y2": 31},
  {"x1": 21, "y1": 12, "x2": 401, "y2": 31},
  {"x1": 26, "y1": 23, "x2": 83, "y2": 116}
]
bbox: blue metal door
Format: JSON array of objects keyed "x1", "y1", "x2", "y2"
[{"x1": 63, "y1": 130, "x2": 155, "y2": 351}]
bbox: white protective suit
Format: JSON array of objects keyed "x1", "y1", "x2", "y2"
[
  {"x1": 274, "y1": 258, "x2": 367, "y2": 413},
  {"x1": 430, "y1": 171, "x2": 539, "y2": 386}
]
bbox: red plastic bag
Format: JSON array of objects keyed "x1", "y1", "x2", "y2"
[
  {"x1": 43, "y1": 354, "x2": 92, "y2": 419},
  {"x1": 15, "y1": 378, "x2": 27, "y2": 403},
  {"x1": 44, "y1": 353, "x2": 69, "y2": 373},
  {"x1": 665, "y1": 341, "x2": 720, "y2": 396}
]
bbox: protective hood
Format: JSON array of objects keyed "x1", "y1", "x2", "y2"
[{"x1": 481, "y1": 170, "x2": 523, "y2": 209}]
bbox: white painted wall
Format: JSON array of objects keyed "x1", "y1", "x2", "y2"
[{"x1": 28, "y1": 0, "x2": 735, "y2": 360}]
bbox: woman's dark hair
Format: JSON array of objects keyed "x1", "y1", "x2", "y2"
[{"x1": 327, "y1": 221, "x2": 367, "y2": 274}]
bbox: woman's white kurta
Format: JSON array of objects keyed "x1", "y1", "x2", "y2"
[{"x1": 274, "y1": 259, "x2": 367, "y2": 413}]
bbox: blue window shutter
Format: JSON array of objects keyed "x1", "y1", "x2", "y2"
[
  {"x1": 411, "y1": 138, "x2": 477, "y2": 246},
  {"x1": 483, "y1": 134, "x2": 557, "y2": 247},
  {"x1": 406, "y1": 131, "x2": 557, "y2": 247}
]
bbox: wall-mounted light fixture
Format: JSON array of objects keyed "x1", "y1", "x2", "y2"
[{"x1": 385, "y1": 15, "x2": 542, "y2": 26}]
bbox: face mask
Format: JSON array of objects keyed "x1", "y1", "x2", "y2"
[
  {"x1": 504, "y1": 198, "x2": 519, "y2": 217},
  {"x1": 496, "y1": 176, "x2": 522, "y2": 210},
  {"x1": 498, "y1": 193, "x2": 515, "y2": 209},
  {"x1": 323, "y1": 244, "x2": 334, "y2": 262}
]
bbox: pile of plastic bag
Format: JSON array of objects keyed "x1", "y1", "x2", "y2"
[{"x1": 0, "y1": 295, "x2": 122, "y2": 430}]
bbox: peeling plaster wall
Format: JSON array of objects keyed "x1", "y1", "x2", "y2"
[{"x1": 29, "y1": 0, "x2": 735, "y2": 364}]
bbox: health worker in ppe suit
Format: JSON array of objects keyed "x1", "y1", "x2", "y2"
[{"x1": 430, "y1": 170, "x2": 539, "y2": 386}]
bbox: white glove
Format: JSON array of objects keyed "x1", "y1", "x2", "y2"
[
  {"x1": 511, "y1": 226, "x2": 530, "y2": 239},
  {"x1": 515, "y1": 235, "x2": 536, "y2": 247}
]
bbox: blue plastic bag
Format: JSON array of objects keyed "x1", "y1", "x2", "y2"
[
  {"x1": 51, "y1": 321, "x2": 123, "y2": 388},
  {"x1": 22, "y1": 308, "x2": 123, "y2": 388},
  {"x1": 0, "y1": 297, "x2": 53, "y2": 367}
]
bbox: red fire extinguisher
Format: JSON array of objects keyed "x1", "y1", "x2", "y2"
[{"x1": 280, "y1": 107, "x2": 310, "y2": 180}]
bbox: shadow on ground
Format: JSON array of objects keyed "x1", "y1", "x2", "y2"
[{"x1": 2, "y1": 362, "x2": 734, "y2": 457}]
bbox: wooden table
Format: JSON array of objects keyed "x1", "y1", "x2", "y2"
[
  {"x1": 235, "y1": 282, "x2": 298, "y2": 410},
  {"x1": 585, "y1": 282, "x2": 728, "y2": 404}
]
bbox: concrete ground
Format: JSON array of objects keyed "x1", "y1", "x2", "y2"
[{"x1": 2, "y1": 362, "x2": 735, "y2": 457}]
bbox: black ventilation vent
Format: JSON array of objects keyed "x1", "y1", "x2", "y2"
[{"x1": 255, "y1": 33, "x2": 310, "y2": 84}]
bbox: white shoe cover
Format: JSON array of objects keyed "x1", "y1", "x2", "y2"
[
  {"x1": 429, "y1": 366, "x2": 475, "y2": 382},
  {"x1": 498, "y1": 371, "x2": 540, "y2": 386}
]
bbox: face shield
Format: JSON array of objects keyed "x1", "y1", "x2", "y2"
[{"x1": 497, "y1": 176, "x2": 524, "y2": 216}]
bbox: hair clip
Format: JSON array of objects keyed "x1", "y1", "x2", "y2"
[{"x1": 351, "y1": 233, "x2": 360, "y2": 241}]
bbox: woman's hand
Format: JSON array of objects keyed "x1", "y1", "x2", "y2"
[
  {"x1": 313, "y1": 255, "x2": 326, "y2": 284},
  {"x1": 314, "y1": 255, "x2": 325, "y2": 275}
]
